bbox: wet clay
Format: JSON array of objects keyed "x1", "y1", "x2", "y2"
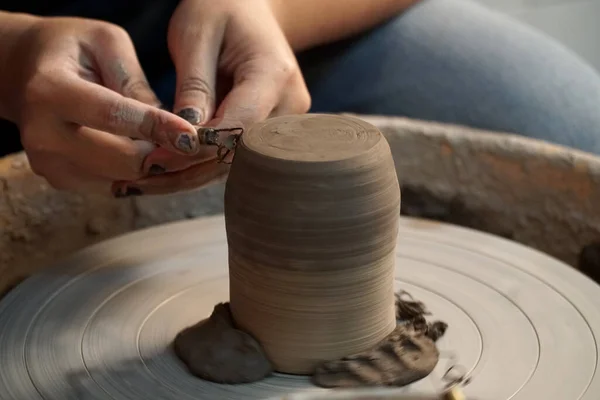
[
  {"x1": 311, "y1": 324, "x2": 442, "y2": 388},
  {"x1": 174, "y1": 291, "x2": 447, "y2": 387},
  {"x1": 224, "y1": 114, "x2": 401, "y2": 374},
  {"x1": 312, "y1": 291, "x2": 448, "y2": 388},
  {"x1": 173, "y1": 303, "x2": 272, "y2": 383}
]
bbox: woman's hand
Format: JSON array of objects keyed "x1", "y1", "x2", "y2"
[
  {"x1": 7, "y1": 16, "x2": 210, "y2": 196},
  {"x1": 169, "y1": 0, "x2": 311, "y2": 124},
  {"x1": 130, "y1": 0, "x2": 311, "y2": 195}
]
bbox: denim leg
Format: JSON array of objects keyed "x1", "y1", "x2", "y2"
[{"x1": 298, "y1": 0, "x2": 600, "y2": 155}]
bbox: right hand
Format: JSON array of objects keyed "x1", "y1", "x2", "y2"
[{"x1": 11, "y1": 16, "x2": 212, "y2": 196}]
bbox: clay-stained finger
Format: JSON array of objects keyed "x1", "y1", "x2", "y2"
[
  {"x1": 92, "y1": 29, "x2": 161, "y2": 107},
  {"x1": 47, "y1": 75, "x2": 200, "y2": 154},
  {"x1": 141, "y1": 146, "x2": 218, "y2": 176},
  {"x1": 169, "y1": 8, "x2": 223, "y2": 123},
  {"x1": 142, "y1": 118, "x2": 247, "y2": 174},
  {"x1": 21, "y1": 118, "x2": 156, "y2": 182},
  {"x1": 70, "y1": 126, "x2": 157, "y2": 181},
  {"x1": 112, "y1": 159, "x2": 230, "y2": 196}
]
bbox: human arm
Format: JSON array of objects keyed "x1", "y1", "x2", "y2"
[{"x1": 268, "y1": 0, "x2": 422, "y2": 52}]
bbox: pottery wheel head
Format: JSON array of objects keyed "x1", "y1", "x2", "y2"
[
  {"x1": 241, "y1": 114, "x2": 383, "y2": 163},
  {"x1": 2, "y1": 216, "x2": 600, "y2": 399}
]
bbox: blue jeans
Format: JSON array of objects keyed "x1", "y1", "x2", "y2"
[{"x1": 298, "y1": 0, "x2": 600, "y2": 155}]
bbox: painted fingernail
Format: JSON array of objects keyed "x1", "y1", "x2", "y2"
[
  {"x1": 176, "y1": 133, "x2": 196, "y2": 153},
  {"x1": 114, "y1": 186, "x2": 143, "y2": 198},
  {"x1": 177, "y1": 108, "x2": 202, "y2": 125},
  {"x1": 149, "y1": 164, "x2": 166, "y2": 175}
]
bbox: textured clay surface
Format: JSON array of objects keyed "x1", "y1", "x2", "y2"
[
  {"x1": 312, "y1": 324, "x2": 441, "y2": 388},
  {"x1": 312, "y1": 291, "x2": 447, "y2": 389},
  {"x1": 173, "y1": 303, "x2": 272, "y2": 384},
  {"x1": 224, "y1": 114, "x2": 400, "y2": 374}
]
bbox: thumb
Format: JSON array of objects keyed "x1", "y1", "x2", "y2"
[
  {"x1": 213, "y1": 71, "x2": 281, "y2": 130},
  {"x1": 168, "y1": 19, "x2": 224, "y2": 125},
  {"x1": 92, "y1": 28, "x2": 161, "y2": 107}
]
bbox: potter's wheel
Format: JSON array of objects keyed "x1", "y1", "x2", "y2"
[{"x1": 1, "y1": 215, "x2": 599, "y2": 400}]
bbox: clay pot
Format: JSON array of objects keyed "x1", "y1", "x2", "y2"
[{"x1": 224, "y1": 114, "x2": 401, "y2": 374}]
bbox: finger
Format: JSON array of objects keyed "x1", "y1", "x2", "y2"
[
  {"x1": 141, "y1": 146, "x2": 218, "y2": 176},
  {"x1": 212, "y1": 72, "x2": 282, "y2": 129},
  {"x1": 143, "y1": 115, "x2": 245, "y2": 174},
  {"x1": 28, "y1": 154, "x2": 112, "y2": 195},
  {"x1": 68, "y1": 126, "x2": 157, "y2": 180},
  {"x1": 269, "y1": 74, "x2": 312, "y2": 117},
  {"x1": 113, "y1": 159, "x2": 230, "y2": 196},
  {"x1": 141, "y1": 118, "x2": 248, "y2": 173},
  {"x1": 47, "y1": 74, "x2": 200, "y2": 154},
  {"x1": 21, "y1": 117, "x2": 158, "y2": 181},
  {"x1": 92, "y1": 29, "x2": 161, "y2": 107},
  {"x1": 169, "y1": 16, "x2": 225, "y2": 124}
]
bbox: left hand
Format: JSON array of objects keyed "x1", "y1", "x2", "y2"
[{"x1": 121, "y1": 0, "x2": 311, "y2": 195}]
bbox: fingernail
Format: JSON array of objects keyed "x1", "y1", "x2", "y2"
[
  {"x1": 176, "y1": 133, "x2": 197, "y2": 153},
  {"x1": 114, "y1": 186, "x2": 143, "y2": 198},
  {"x1": 149, "y1": 164, "x2": 166, "y2": 175},
  {"x1": 177, "y1": 108, "x2": 202, "y2": 125}
]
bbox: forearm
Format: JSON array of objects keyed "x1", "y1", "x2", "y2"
[
  {"x1": 0, "y1": 11, "x2": 39, "y2": 122},
  {"x1": 268, "y1": 0, "x2": 422, "y2": 52}
]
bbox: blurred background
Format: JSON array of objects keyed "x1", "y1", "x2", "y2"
[{"x1": 475, "y1": 0, "x2": 600, "y2": 72}]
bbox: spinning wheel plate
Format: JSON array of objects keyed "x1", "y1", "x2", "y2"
[{"x1": 0, "y1": 215, "x2": 599, "y2": 400}]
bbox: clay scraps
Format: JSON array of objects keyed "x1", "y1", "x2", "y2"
[
  {"x1": 311, "y1": 291, "x2": 448, "y2": 388},
  {"x1": 173, "y1": 290, "x2": 450, "y2": 389}
]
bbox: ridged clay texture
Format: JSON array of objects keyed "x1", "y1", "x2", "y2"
[{"x1": 224, "y1": 114, "x2": 401, "y2": 374}]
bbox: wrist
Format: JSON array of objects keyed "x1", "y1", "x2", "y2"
[{"x1": 0, "y1": 12, "x2": 41, "y2": 122}]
